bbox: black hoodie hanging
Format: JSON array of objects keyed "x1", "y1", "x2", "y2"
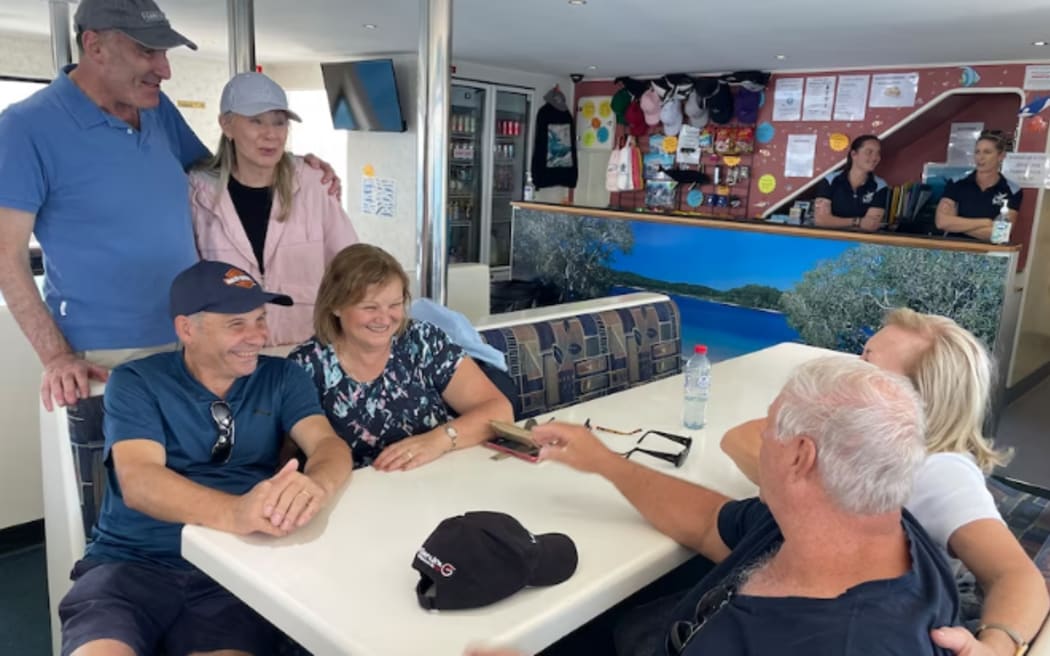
[{"x1": 530, "y1": 87, "x2": 578, "y2": 189}]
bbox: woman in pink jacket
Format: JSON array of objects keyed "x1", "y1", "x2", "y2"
[{"x1": 190, "y1": 72, "x2": 358, "y2": 346}]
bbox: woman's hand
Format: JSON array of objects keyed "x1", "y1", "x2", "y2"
[{"x1": 373, "y1": 430, "x2": 450, "y2": 472}]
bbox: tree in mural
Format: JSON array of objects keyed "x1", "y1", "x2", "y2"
[
  {"x1": 513, "y1": 211, "x2": 635, "y2": 302},
  {"x1": 781, "y1": 244, "x2": 1007, "y2": 353}
]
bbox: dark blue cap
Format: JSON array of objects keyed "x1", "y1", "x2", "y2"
[{"x1": 169, "y1": 260, "x2": 292, "y2": 319}]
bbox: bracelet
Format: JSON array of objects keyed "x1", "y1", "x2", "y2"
[
  {"x1": 852, "y1": 216, "x2": 861, "y2": 228},
  {"x1": 976, "y1": 623, "x2": 1029, "y2": 656}
]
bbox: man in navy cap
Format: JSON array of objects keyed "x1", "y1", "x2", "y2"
[
  {"x1": 0, "y1": 0, "x2": 340, "y2": 413},
  {"x1": 58, "y1": 260, "x2": 352, "y2": 656}
]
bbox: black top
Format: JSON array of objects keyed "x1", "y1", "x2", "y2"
[
  {"x1": 813, "y1": 170, "x2": 889, "y2": 220},
  {"x1": 227, "y1": 175, "x2": 274, "y2": 273},
  {"x1": 664, "y1": 499, "x2": 958, "y2": 656},
  {"x1": 941, "y1": 171, "x2": 1022, "y2": 237}
]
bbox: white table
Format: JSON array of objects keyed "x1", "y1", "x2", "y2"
[{"x1": 182, "y1": 342, "x2": 832, "y2": 656}]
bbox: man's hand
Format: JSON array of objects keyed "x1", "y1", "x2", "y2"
[
  {"x1": 930, "y1": 627, "x2": 1000, "y2": 656},
  {"x1": 230, "y1": 459, "x2": 328, "y2": 535},
  {"x1": 530, "y1": 422, "x2": 618, "y2": 474},
  {"x1": 303, "y1": 153, "x2": 342, "y2": 199},
  {"x1": 373, "y1": 431, "x2": 448, "y2": 472},
  {"x1": 41, "y1": 353, "x2": 109, "y2": 411}
]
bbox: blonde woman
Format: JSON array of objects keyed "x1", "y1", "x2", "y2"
[
  {"x1": 289, "y1": 244, "x2": 513, "y2": 471},
  {"x1": 722, "y1": 308, "x2": 1048, "y2": 655},
  {"x1": 190, "y1": 72, "x2": 358, "y2": 346}
]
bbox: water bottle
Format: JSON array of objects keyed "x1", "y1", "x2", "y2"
[
  {"x1": 683, "y1": 344, "x2": 711, "y2": 429},
  {"x1": 990, "y1": 202, "x2": 1012, "y2": 245},
  {"x1": 523, "y1": 172, "x2": 535, "y2": 201}
]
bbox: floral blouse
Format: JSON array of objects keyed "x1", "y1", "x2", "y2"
[{"x1": 288, "y1": 320, "x2": 464, "y2": 468}]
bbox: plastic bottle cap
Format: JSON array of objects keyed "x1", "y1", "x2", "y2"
[{"x1": 694, "y1": 345, "x2": 707, "y2": 354}]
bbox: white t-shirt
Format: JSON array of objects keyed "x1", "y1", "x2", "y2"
[{"x1": 905, "y1": 452, "x2": 1004, "y2": 552}]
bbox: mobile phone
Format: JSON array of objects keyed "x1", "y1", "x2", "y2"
[
  {"x1": 484, "y1": 436, "x2": 541, "y2": 462},
  {"x1": 485, "y1": 420, "x2": 541, "y2": 462}
]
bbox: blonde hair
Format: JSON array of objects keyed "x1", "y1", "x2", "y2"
[
  {"x1": 884, "y1": 308, "x2": 1010, "y2": 472},
  {"x1": 195, "y1": 119, "x2": 295, "y2": 223},
  {"x1": 313, "y1": 244, "x2": 412, "y2": 345}
]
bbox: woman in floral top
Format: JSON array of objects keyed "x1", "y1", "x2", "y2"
[{"x1": 289, "y1": 244, "x2": 513, "y2": 470}]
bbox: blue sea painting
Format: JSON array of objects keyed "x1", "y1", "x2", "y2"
[{"x1": 611, "y1": 286, "x2": 800, "y2": 362}]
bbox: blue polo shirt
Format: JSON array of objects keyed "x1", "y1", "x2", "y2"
[
  {"x1": 87, "y1": 353, "x2": 323, "y2": 568},
  {"x1": 814, "y1": 170, "x2": 889, "y2": 220},
  {"x1": 0, "y1": 65, "x2": 209, "y2": 350},
  {"x1": 942, "y1": 172, "x2": 1022, "y2": 235}
]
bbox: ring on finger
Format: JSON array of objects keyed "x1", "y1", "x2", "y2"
[
  {"x1": 297, "y1": 489, "x2": 312, "y2": 500},
  {"x1": 406, "y1": 451, "x2": 414, "y2": 460}
]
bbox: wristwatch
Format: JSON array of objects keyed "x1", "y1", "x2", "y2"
[
  {"x1": 976, "y1": 623, "x2": 1029, "y2": 656},
  {"x1": 852, "y1": 216, "x2": 862, "y2": 228},
  {"x1": 443, "y1": 424, "x2": 459, "y2": 451}
]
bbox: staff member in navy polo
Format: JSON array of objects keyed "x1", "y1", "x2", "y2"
[
  {"x1": 936, "y1": 130, "x2": 1022, "y2": 242},
  {"x1": 813, "y1": 135, "x2": 888, "y2": 232}
]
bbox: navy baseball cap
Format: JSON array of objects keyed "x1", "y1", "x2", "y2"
[
  {"x1": 169, "y1": 261, "x2": 292, "y2": 319},
  {"x1": 75, "y1": 0, "x2": 197, "y2": 51},
  {"x1": 412, "y1": 511, "x2": 578, "y2": 610}
]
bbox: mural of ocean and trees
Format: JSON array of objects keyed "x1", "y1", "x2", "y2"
[{"x1": 512, "y1": 210, "x2": 1008, "y2": 362}]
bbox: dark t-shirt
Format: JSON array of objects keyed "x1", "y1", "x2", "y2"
[
  {"x1": 941, "y1": 172, "x2": 1022, "y2": 238},
  {"x1": 666, "y1": 499, "x2": 959, "y2": 656},
  {"x1": 227, "y1": 175, "x2": 273, "y2": 272},
  {"x1": 87, "y1": 353, "x2": 322, "y2": 568},
  {"x1": 813, "y1": 170, "x2": 889, "y2": 220}
]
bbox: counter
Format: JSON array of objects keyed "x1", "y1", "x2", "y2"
[{"x1": 509, "y1": 202, "x2": 1020, "y2": 400}]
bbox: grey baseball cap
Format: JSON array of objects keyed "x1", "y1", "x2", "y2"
[
  {"x1": 220, "y1": 72, "x2": 302, "y2": 122},
  {"x1": 74, "y1": 0, "x2": 197, "y2": 51}
]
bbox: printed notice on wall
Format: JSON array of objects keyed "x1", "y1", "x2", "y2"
[
  {"x1": 785, "y1": 134, "x2": 817, "y2": 178},
  {"x1": 802, "y1": 76, "x2": 836, "y2": 121},
  {"x1": 1002, "y1": 153, "x2": 1050, "y2": 188},
  {"x1": 833, "y1": 75, "x2": 869, "y2": 121},
  {"x1": 869, "y1": 73, "x2": 919, "y2": 108},
  {"x1": 773, "y1": 77, "x2": 804, "y2": 121},
  {"x1": 946, "y1": 122, "x2": 983, "y2": 166},
  {"x1": 362, "y1": 177, "x2": 397, "y2": 217},
  {"x1": 1023, "y1": 65, "x2": 1050, "y2": 90}
]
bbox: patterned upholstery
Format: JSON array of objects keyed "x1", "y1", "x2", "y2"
[
  {"x1": 67, "y1": 395, "x2": 107, "y2": 539},
  {"x1": 478, "y1": 299, "x2": 682, "y2": 420},
  {"x1": 987, "y1": 476, "x2": 1050, "y2": 593}
]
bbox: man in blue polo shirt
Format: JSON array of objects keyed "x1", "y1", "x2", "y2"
[
  {"x1": 0, "y1": 0, "x2": 339, "y2": 413},
  {"x1": 59, "y1": 259, "x2": 353, "y2": 655}
]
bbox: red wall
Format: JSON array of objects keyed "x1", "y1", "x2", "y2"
[{"x1": 576, "y1": 63, "x2": 1048, "y2": 266}]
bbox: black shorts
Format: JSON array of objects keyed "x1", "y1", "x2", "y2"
[{"x1": 59, "y1": 558, "x2": 277, "y2": 656}]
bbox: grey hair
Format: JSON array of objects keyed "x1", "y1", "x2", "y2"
[{"x1": 772, "y1": 356, "x2": 926, "y2": 515}]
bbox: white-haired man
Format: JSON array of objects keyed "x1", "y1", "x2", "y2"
[{"x1": 526, "y1": 356, "x2": 959, "y2": 655}]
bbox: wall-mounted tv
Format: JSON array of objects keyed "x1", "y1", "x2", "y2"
[{"x1": 320, "y1": 58, "x2": 407, "y2": 132}]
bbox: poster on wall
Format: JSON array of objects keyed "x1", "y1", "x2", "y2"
[
  {"x1": 785, "y1": 134, "x2": 817, "y2": 178},
  {"x1": 833, "y1": 75, "x2": 869, "y2": 121},
  {"x1": 361, "y1": 177, "x2": 397, "y2": 218},
  {"x1": 802, "y1": 76, "x2": 836, "y2": 121},
  {"x1": 1002, "y1": 153, "x2": 1050, "y2": 187},
  {"x1": 773, "y1": 78, "x2": 804, "y2": 121},
  {"x1": 576, "y1": 96, "x2": 615, "y2": 150},
  {"x1": 946, "y1": 122, "x2": 983, "y2": 166},
  {"x1": 869, "y1": 73, "x2": 919, "y2": 108},
  {"x1": 1023, "y1": 65, "x2": 1050, "y2": 91}
]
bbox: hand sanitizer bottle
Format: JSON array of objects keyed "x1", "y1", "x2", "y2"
[
  {"x1": 523, "y1": 172, "x2": 535, "y2": 201},
  {"x1": 991, "y1": 203, "x2": 1012, "y2": 245}
]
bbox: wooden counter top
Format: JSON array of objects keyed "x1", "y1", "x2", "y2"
[{"x1": 512, "y1": 202, "x2": 1020, "y2": 255}]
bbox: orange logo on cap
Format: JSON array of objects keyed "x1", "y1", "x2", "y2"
[{"x1": 223, "y1": 268, "x2": 256, "y2": 289}]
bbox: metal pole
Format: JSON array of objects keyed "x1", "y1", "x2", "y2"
[
  {"x1": 226, "y1": 0, "x2": 256, "y2": 77},
  {"x1": 417, "y1": 0, "x2": 452, "y2": 302},
  {"x1": 415, "y1": 0, "x2": 431, "y2": 299},
  {"x1": 48, "y1": 0, "x2": 72, "y2": 74}
]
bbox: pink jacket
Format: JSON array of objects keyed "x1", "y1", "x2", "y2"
[{"x1": 189, "y1": 158, "x2": 358, "y2": 346}]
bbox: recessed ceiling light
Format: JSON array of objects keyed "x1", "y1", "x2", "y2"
[
  {"x1": 775, "y1": 54, "x2": 787, "y2": 60},
  {"x1": 568, "y1": 0, "x2": 587, "y2": 5},
  {"x1": 587, "y1": 65, "x2": 598, "y2": 70},
  {"x1": 1034, "y1": 40, "x2": 1049, "y2": 46},
  {"x1": 362, "y1": 23, "x2": 378, "y2": 30}
]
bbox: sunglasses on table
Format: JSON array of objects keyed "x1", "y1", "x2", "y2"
[
  {"x1": 619, "y1": 429, "x2": 692, "y2": 468},
  {"x1": 666, "y1": 581, "x2": 735, "y2": 655},
  {"x1": 209, "y1": 400, "x2": 235, "y2": 464}
]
